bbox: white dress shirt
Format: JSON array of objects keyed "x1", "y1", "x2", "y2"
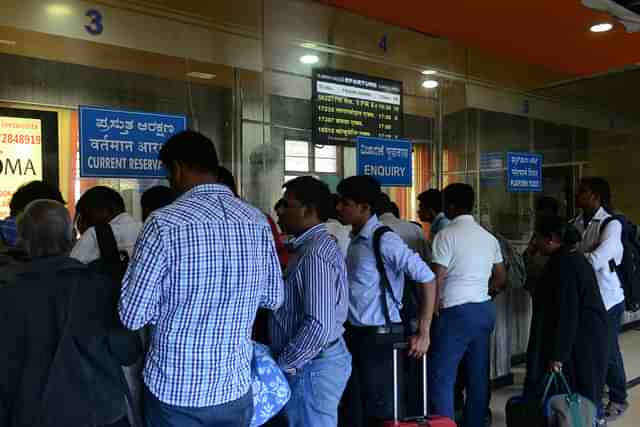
[
  {"x1": 70, "y1": 212, "x2": 143, "y2": 264},
  {"x1": 573, "y1": 207, "x2": 624, "y2": 311},
  {"x1": 326, "y1": 218, "x2": 351, "y2": 258},
  {"x1": 379, "y1": 213, "x2": 432, "y2": 262},
  {"x1": 432, "y1": 215, "x2": 503, "y2": 309}
]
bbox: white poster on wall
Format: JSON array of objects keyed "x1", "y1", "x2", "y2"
[{"x1": 0, "y1": 117, "x2": 43, "y2": 218}]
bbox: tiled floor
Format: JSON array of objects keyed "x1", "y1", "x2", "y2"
[{"x1": 490, "y1": 327, "x2": 640, "y2": 427}]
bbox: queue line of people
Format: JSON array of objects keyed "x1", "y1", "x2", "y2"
[{"x1": 0, "y1": 129, "x2": 632, "y2": 427}]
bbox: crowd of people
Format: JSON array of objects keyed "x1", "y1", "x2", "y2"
[{"x1": 0, "y1": 130, "x2": 631, "y2": 427}]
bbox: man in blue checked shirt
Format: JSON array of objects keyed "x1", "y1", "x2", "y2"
[
  {"x1": 119, "y1": 131, "x2": 284, "y2": 427},
  {"x1": 269, "y1": 176, "x2": 351, "y2": 427},
  {"x1": 336, "y1": 176, "x2": 437, "y2": 427}
]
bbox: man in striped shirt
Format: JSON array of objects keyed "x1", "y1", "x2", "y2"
[
  {"x1": 269, "y1": 176, "x2": 351, "y2": 427},
  {"x1": 119, "y1": 131, "x2": 284, "y2": 427}
]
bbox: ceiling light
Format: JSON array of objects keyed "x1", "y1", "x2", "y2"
[
  {"x1": 187, "y1": 72, "x2": 216, "y2": 80},
  {"x1": 422, "y1": 70, "x2": 437, "y2": 75},
  {"x1": 46, "y1": 4, "x2": 73, "y2": 16},
  {"x1": 301, "y1": 43, "x2": 317, "y2": 49},
  {"x1": 590, "y1": 23, "x2": 613, "y2": 33},
  {"x1": 422, "y1": 80, "x2": 439, "y2": 89},
  {"x1": 300, "y1": 54, "x2": 319, "y2": 65},
  {"x1": 0, "y1": 40, "x2": 17, "y2": 46}
]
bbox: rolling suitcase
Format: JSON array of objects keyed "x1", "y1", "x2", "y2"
[{"x1": 383, "y1": 343, "x2": 456, "y2": 427}]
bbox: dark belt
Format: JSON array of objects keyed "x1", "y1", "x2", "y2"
[{"x1": 348, "y1": 323, "x2": 404, "y2": 335}]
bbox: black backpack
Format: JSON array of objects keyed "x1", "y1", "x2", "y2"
[
  {"x1": 600, "y1": 215, "x2": 640, "y2": 312},
  {"x1": 90, "y1": 223, "x2": 130, "y2": 285},
  {"x1": 372, "y1": 226, "x2": 421, "y2": 335}
]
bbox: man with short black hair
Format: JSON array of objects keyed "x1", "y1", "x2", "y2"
[
  {"x1": 0, "y1": 181, "x2": 65, "y2": 249},
  {"x1": 71, "y1": 186, "x2": 142, "y2": 264},
  {"x1": 417, "y1": 189, "x2": 450, "y2": 241},
  {"x1": 119, "y1": 130, "x2": 284, "y2": 427},
  {"x1": 336, "y1": 175, "x2": 436, "y2": 427},
  {"x1": 429, "y1": 183, "x2": 506, "y2": 427},
  {"x1": 141, "y1": 186, "x2": 176, "y2": 222},
  {"x1": 270, "y1": 176, "x2": 351, "y2": 427}
]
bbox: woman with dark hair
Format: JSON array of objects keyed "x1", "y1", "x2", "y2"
[
  {"x1": 573, "y1": 177, "x2": 629, "y2": 422},
  {"x1": 524, "y1": 216, "x2": 609, "y2": 412}
]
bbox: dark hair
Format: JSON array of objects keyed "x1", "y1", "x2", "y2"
[
  {"x1": 76, "y1": 186, "x2": 125, "y2": 220},
  {"x1": 580, "y1": 177, "x2": 612, "y2": 212},
  {"x1": 337, "y1": 176, "x2": 381, "y2": 211},
  {"x1": 535, "y1": 196, "x2": 560, "y2": 216},
  {"x1": 141, "y1": 186, "x2": 176, "y2": 213},
  {"x1": 535, "y1": 215, "x2": 582, "y2": 247},
  {"x1": 374, "y1": 193, "x2": 394, "y2": 216},
  {"x1": 391, "y1": 202, "x2": 400, "y2": 219},
  {"x1": 159, "y1": 130, "x2": 219, "y2": 175},
  {"x1": 9, "y1": 181, "x2": 65, "y2": 217},
  {"x1": 217, "y1": 166, "x2": 238, "y2": 197},
  {"x1": 274, "y1": 198, "x2": 287, "y2": 212},
  {"x1": 282, "y1": 176, "x2": 332, "y2": 222},
  {"x1": 443, "y1": 183, "x2": 475, "y2": 213},
  {"x1": 327, "y1": 194, "x2": 340, "y2": 220},
  {"x1": 417, "y1": 189, "x2": 443, "y2": 213}
]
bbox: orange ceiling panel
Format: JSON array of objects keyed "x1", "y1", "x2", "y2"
[{"x1": 320, "y1": 0, "x2": 640, "y2": 76}]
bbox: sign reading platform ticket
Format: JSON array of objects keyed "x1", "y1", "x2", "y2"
[{"x1": 79, "y1": 106, "x2": 186, "y2": 178}]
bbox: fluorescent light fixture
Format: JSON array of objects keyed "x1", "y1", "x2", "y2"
[
  {"x1": 187, "y1": 72, "x2": 216, "y2": 80},
  {"x1": 590, "y1": 23, "x2": 613, "y2": 33},
  {"x1": 422, "y1": 70, "x2": 437, "y2": 75},
  {"x1": 0, "y1": 40, "x2": 17, "y2": 46},
  {"x1": 422, "y1": 80, "x2": 439, "y2": 89},
  {"x1": 301, "y1": 43, "x2": 317, "y2": 49},
  {"x1": 300, "y1": 54, "x2": 319, "y2": 65},
  {"x1": 46, "y1": 4, "x2": 73, "y2": 16}
]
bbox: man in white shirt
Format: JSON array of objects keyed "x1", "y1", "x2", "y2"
[
  {"x1": 574, "y1": 177, "x2": 628, "y2": 422},
  {"x1": 71, "y1": 186, "x2": 142, "y2": 264},
  {"x1": 376, "y1": 192, "x2": 431, "y2": 262},
  {"x1": 429, "y1": 183, "x2": 506, "y2": 427}
]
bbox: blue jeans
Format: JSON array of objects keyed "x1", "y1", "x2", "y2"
[
  {"x1": 606, "y1": 302, "x2": 628, "y2": 404},
  {"x1": 144, "y1": 386, "x2": 253, "y2": 427},
  {"x1": 284, "y1": 338, "x2": 352, "y2": 427},
  {"x1": 428, "y1": 301, "x2": 496, "y2": 427}
]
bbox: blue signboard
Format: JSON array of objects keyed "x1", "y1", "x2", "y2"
[
  {"x1": 356, "y1": 136, "x2": 412, "y2": 187},
  {"x1": 507, "y1": 152, "x2": 543, "y2": 192},
  {"x1": 79, "y1": 106, "x2": 187, "y2": 178}
]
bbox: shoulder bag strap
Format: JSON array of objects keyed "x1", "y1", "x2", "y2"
[{"x1": 373, "y1": 226, "x2": 400, "y2": 326}]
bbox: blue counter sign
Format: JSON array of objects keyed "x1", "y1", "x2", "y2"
[
  {"x1": 79, "y1": 106, "x2": 186, "y2": 178},
  {"x1": 357, "y1": 136, "x2": 412, "y2": 187},
  {"x1": 507, "y1": 152, "x2": 543, "y2": 192}
]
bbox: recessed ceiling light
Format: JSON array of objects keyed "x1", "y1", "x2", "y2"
[
  {"x1": 422, "y1": 70, "x2": 437, "y2": 75},
  {"x1": 46, "y1": 4, "x2": 73, "y2": 16},
  {"x1": 422, "y1": 80, "x2": 439, "y2": 89},
  {"x1": 0, "y1": 40, "x2": 17, "y2": 46},
  {"x1": 300, "y1": 54, "x2": 319, "y2": 65},
  {"x1": 187, "y1": 72, "x2": 216, "y2": 80},
  {"x1": 590, "y1": 23, "x2": 613, "y2": 33}
]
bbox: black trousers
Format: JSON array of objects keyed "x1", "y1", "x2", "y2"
[{"x1": 339, "y1": 326, "x2": 405, "y2": 427}]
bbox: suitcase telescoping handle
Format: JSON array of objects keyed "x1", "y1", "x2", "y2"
[{"x1": 392, "y1": 342, "x2": 428, "y2": 422}]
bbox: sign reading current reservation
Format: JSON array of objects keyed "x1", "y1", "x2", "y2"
[
  {"x1": 79, "y1": 106, "x2": 186, "y2": 179},
  {"x1": 313, "y1": 69, "x2": 403, "y2": 144},
  {"x1": 0, "y1": 117, "x2": 43, "y2": 218},
  {"x1": 357, "y1": 137, "x2": 412, "y2": 187}
]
